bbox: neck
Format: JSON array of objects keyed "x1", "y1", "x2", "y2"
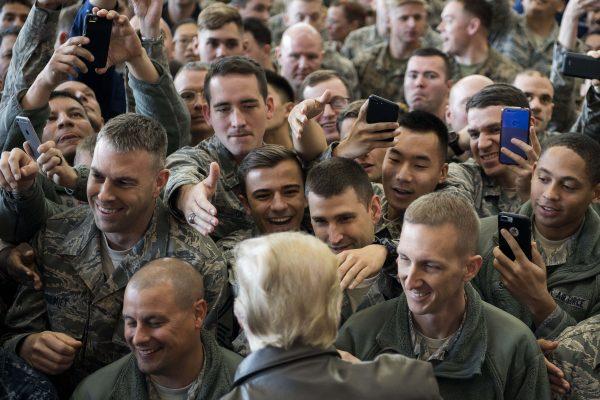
[
  {"x1": 387, "y1": 204, "x2": 404, "y2": 222},
  {"x1": 455, "y1": 36, "x2": 489, "y2": 66},
  {"x1": 104, "y1": 206, "x2": 155, "y2": 251},
  {"x1": 525, "y1": 12, "x2": 556, "y2": 37},
  {"x1": 389, "y1": 38, "x2": 421, "y2": 60},
  {"x1": 412, "y1": 289, "x2": 466, "y2": 339},
  {"x1": 264, "y1": 125, "x2": 293, "y2": 148},
  {"x1": 535, "y1": 215, "x2": 585, "y2": 241},
  {"x1": 151, "y1": 340, "x2": 204, "y2": 388},
  {"x1": 168, "y1": 1, "x2": 195, "y2": 22},
  {"x1": 190, "y1": 129, "x2": 213, "y2": 146}
]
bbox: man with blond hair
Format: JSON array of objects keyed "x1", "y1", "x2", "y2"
[
  {"x1": 337, "y1": 191, "x2": 550, "y2": 400},
  {"x1": 195, "y1": 3, "x2": 245, "y2": 62},
  {"x1": 221, "y1": 232, "x2": 442, "y2": 400}
]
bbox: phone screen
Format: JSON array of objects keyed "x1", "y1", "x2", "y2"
[
  {"x1": 499, "y1": 107, "x2": 530, "y2": 165},
  {"x1": 83, "y1": 14, "x2": 112, "y2": 69}
]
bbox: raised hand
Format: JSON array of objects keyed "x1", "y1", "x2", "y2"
[{"x1": 0, "y1": 147, "x2": 39, "y2": 193}]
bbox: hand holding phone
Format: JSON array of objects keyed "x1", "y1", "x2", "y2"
[
  {"x1": 562, "y1": 52, "x2": 600, "y2": 80},
  {"x1": 83, "y1": 13, "x2": 112, "y2": 70},
  {"x1": 499, "y1": 107, "x2": 530, "y2": 166},
  {"x1": 366, "y1": 94, "x2": 400, "y2": 142},
  {"x1": 498, "y1": 212, "x2": 532, "y2": 261},
  {"x1": 16, "y1": 116, "x2": 42, "y2": 159}
]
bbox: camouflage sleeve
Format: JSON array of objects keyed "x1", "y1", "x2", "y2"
[
  {"x1": 535, "y1": 305, "x2": 579, "y2": 340},
  {"x1": 571, "y1": 86, "x2": 600, "y2": 143},
  {"x1": 129, "y1": 59, "x2": 191, "y2": 156},
  {"x1": 551, "y1": 316, "x2": 600, "y2": 400},
  {"x1": 0, "y1": 89, "x2": 50, "y2": 153},
  {"x1": 445, "y1": 162, "x2": 478, "y2": 207},
  {"x1": 1, "y1": 231, "x2": 49, "y2": 353},
  {"x1": 216, "y1": 229, "x2": 251, "y2": 266},
  {"x1": 549, "y1": 42, "x2": 579, "y2": 133},
  {"x1": 71, "y1": 165, "x2": 90, "y2": 202},
  {"x1": 164, "y1": 146, "x2": 209, "y2": 218},
  {"x1": 341, "y1": 31, "x2": 359, "y2": 60}
]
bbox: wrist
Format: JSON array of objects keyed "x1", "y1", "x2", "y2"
[
  {"x1": 62, "y1": 167, "x2": 79, "y2": 190},
  {"x1": 176, "y1": 184, "x2": 194, "y2": 214},
  {"x1": 530, "y1": 293, "x2": 557, "y2": 325}
]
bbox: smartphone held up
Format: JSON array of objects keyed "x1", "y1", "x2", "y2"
[
  {"x1": 366, "y1": 94, "x2": 400, "y2": 141},
  {"x1": 498, "y1": 212, "x2": 532, "y2": 261},
  {"x1": 83, "y1": 14, "x2": 112, "y2": 70},
  {"x1": 499, "y1": 107, "x2": 530, "y2": 165}
]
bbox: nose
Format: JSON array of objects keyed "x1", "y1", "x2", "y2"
[
  {"x1": 529, "y1": 96, "x2": 542, "y2": 113},
  {"x1": 543, "y1": 181, "x2": 560, "y2": 201},
  {"x1": 230, "y1": 107, "x2": 247, "y2": 128},
  {"x1": 400, "y1": 264, "x2": 422, "y2": 291},
  {"x1": 414, "y1": 74, "x2": 425, "y2": 87},
  {"x1": 271, "y1": 192, "x2": 288, "y2": 212},
  {"x1": 327, "y1": 224, "x2": 344, "y2": 246},
  {"x1": 132, "y1": 325, "x2": 150, "y2": 346},
  {"x1": 97, "y1": 179, "x2": 116, "y2": 203},
  {"x1": 322, "y1": 103, "x2": 335, "y2": 118},
  {"x1": 57, "y1": 112, "x2": 74, "y2": 129},
  {"x1": 478, "y1": 133, "x2": 494, "y2": 152},
  {"x1": 395, "y1": 161, "x2": 413, "y2": 183},
  {"x1": 407, "y1": 17, "x2": 416, "y2": 28},
  {"x1": 436, "y1": 20, "x2": 444, "y2": 33}
]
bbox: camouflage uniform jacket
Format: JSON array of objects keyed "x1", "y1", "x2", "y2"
[
  {"x1": 475, "y1": 202, "x2": 600, "y2": 340},
  {"x1": 0, "y1": 348, "x2": 58, "y2": 400},
  {"x1": 551, "y1": 314, "x2": 600, "y2": 400},
  {"x1": 452, "y1": 48, "x2": 519, "y2": 84},
  {"x1": 322, "y1": 43, "x2": 360, "y2": 98},
  {"x1": 216, "y1": 227, "x2": 257, "y2": 266},
  {"x1": 164, "y1": 135, "x2": 253, "y2": 241},
  {"x1": 337, "y1": 283, "x2": 551, "y2": 400},
  {"x1": 341, "y1": 24, "x2": 385, "y2": 61},
  {"x1": 446, "y1": 159, "x2": 523, "y2": 217},
  {"x1": 493, "y1": 15, "x2": 558, "y2": 75},
  {"x1": 1, "y1": 202, "x2": 227, "y2": 388}
]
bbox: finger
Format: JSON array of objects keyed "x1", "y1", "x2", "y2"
[
  {"x1": 500, "y1": 146, "x2": 529, "y2": 168},
  {"x1": 0, "y1": 155, "x2": 17, "y2": 184},
  {"x1": 339, "y1": 261, "x2": 362, "y2": 290},
  {"x1": 492, "y1": 248, "x2": 517, "y2": 278},
  {"x1": 510, "y1": 138, "x2": 535, "y2": 161},
  {"x1": 53, "y1": 332, "x2": 83, "y2": 349},
  {"x1": 350, "y1": 266, "x2": 377, "y2": 290},
  {"x1": 202, "y1": 162, "x2": 220, "y2": 201},
  {"x1": 44, "y1": 336, "x2": 79, "y2": 356},
  {"x1": 190, "y1": 204, "x2": 218, "y2": 230},
  {"x1": 8, "y1": 151, "x2": 25, "y2": 180},
  {"x1": 64, "y1": 35, "x2": 90, "y2": 47},
  {"x1": 356, "y1": 99, "x2": 369, "y2": 122},
  {"x1": 544, "y1": 358, "x2": 565, "y2": 378},
  {"x1": 538, "y1": 338, "x2": 559, "y2": 352},
  {"x1": 531, "y1": 242, "x2": 546, "y2": 270},
  {"x1": 23, "y1": 141, "x2": 35, "y2": 159},
  {"x1": 31, "y1": 355, "x2": 74, "y2": 375},
  {"x1": 316, "y1": 89, "x2": 332, "y2": 105},
  {"x1": 366, "y1": 122, "x2": 399, "y2": 132},
  {"x1": 499, "y1": 228, "x2": 528, "y2": 262},
  {"x1": 529, "y1": 125, "x2": 541, "y2": 157},
  {"x1": 549, "y1": 384, "x2": 566, "y2": 396},
  {"x1": 20, "y1": 162, "x2": 39, "y2": 179},
  {"x1": 0, "y1": 168, "x2": 8, "y2": 189}
]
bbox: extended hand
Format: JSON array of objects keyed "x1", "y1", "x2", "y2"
[{"x1": 177, "y1": 162, "x2": 220, "y2": 236}]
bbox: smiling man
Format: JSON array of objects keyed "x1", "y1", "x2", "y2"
[
  {"x1": 72, "y1": 258, "x2": 240, "y2": 400},
  {"x1": 1, "y1": 114, "x2": 227, "y2": 396},
  {"x1": 475, "y1": 133, "x2": 600, "y2": 340},
  {"x1": 337, "y1": 191, "x2": 550, "y2": 400}
]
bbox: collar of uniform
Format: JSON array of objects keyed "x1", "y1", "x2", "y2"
[
  {"x1": 233, "y1": 345, "x2": 340, "y2": 385},
  {"x1": 374, "y1": 44, "x2": 407, "y2": 76},
  {"x1": 375, "y1": 283, "x2": 487, "y2": 379},
  {"x1": 518, "y1": 15, "x2": 559, "y2": 50},
  {"x1": 474, "y1": 162, "x2": 503, "y2": 198},
  {"x1": 205, "y1": 135, "x2": 243, "y2": 191}
]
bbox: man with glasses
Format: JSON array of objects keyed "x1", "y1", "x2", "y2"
[
  {"x1": 174, "y1": 61, "x2": 214, "y2": 144},
  {"x1": 299, "y1": 70, "x2": 352, "y2": 144},
  {"x1": 172, "y1": 19, "x2": 200, "y2": 65}
]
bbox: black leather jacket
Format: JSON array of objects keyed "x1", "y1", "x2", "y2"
[{"x1": 220, "y1": 345, "x2": 442, "y2": 400}]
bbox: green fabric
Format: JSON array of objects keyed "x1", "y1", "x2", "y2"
[
  {"x1": 336, "y1": 284, "x2": 550, "y2": 400},
  {"x1": 475, "y1": 202, "x2": 600, "y2": 339}
]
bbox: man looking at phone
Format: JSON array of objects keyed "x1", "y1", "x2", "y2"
[
  {"x1": 446, "y1": 84, "x2": 541, "y2": 217},
  {"x1": 336, "y1": 191, "x2": 550, "y2": 400},
  {"x1": 0, "y1": 113, "x2": 227, "y2": 396},
  {"x1": 475, "y1": 133, "x2": 600, "y2": 340}
]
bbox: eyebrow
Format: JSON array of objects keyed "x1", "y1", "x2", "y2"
[
  {"x1": 537, "y1": 167, "x2": 581, "y2": 183},
  {"x1": 91, "y1": 168, "x2": 138, "y2": 183}
]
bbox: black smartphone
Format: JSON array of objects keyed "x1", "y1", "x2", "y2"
[
  {"x1": 366, "y1": 94, "x2": 400, "y2": 141},
  {"x1": 562, "y1": 52, "x2": 600, "y2": 80},
  {"x1": 83, "y1": 14, "x2": 112, "y2": 70},
  {"x1": 500, "y1": 107, "x2": 530, "y2": 165},
  {"x1": 498, "y1": 212, "x2": 532, "y2": 261},
  {"x1": 16, "y1": 116, "x2": 42, "y2": 158}
]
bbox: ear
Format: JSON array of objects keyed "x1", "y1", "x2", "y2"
[
  {"x1": 463, "y1": 254, "x2": 482, "y2": 282},
  {"x1": 592, "y1": 182, "x2": 600, "y2": 203},
  {"x1": 283, "y1": 101, "x2": 295, "y2": 119},
  {"x1": 466, "y1": 17, "x2": 481, "y2": 36},
  {"x1": 242, "y1": 38, "x2": 249, "y2": 52},
  {"x1": 369, "y1": 194, "x2": 382, "y2": 225},
  {"x1": 265, "y1": 94, "x2": 275, "y2": 120},
  {"x1": 438, "y1": 162, "x2": 449, "y2": 184},
  {"x1": 193, "y1": 299, "x2": 208, "y2": 329},
  {"x1": 262, "y1": 43, "x2": 272, "y2": 56},
  {"x1": 238, "y1": 193, "x2": 252, "y2": 215},
  {"x1": 154, "y1": 169, "x2": 170, "y2": 197},
  {"x1": 192, "y1": 35, "x2": 200, "y2": 57},
  {"x1": 202, "y1": 103, "x2": 212, "y2": 127},
  {"x1": 445, "y1": 104, "x2": 452, "y2": 124}
]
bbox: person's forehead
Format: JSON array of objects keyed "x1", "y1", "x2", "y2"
[
  {"x1": 285, "y1": 32, "x2": 322, "y2": 52},
  {"x1": 175, "y1": 23, "x2": 197, "y2": 37},
  {"x1": 1, "y1": 2, "x2": 30, "y2": 13},
  {"x1": 514, "y1": 75, "x2": 554, "y2": 96},
  {"x1": 288, "y1": 0, "x2": 321, "y2": 15},
  {"x1": 57, "y1": 80, "x2": 95, "y2": 96},
  {"x1": 538, "y1": 146, "x2": 588, "y2": 181},
  {"x1": 399, "y1": 222, "x2": 459, "y2": 256},
  {"x1": 303, "y1": 78, "x2": 348, "y2": 98},
  {"x1": 247, "y1": 0, "x2": 270, "y2": 8},
  {"x1": 407, "y1": 56, "x2": 445, "y2": 73},
  {"x1": 442, "y1": 0, "x2": 464, "y2": 16},
  {"x1": 175, "y1": 69, "x2": 207, "y2": 90},
  {"x1": 209, "y1": 73, "x2": 263, "y2": 101},
  {"x1": 390, "y1": 3, "x2": 426, "y2": 16},
  {"x1": 92, "y1": 142, "x2": 155, "y2": 171},
  {"x1": 246, "y1": 160, "x2": 304, "y2": 189},
  {"x1": 392, "y1": 129, "x2": 441, "y2": 155},
  {"x1": 49, "y1": 96, "x2": 86, "y2": 112},
  {"x1": 308, "y1": 187, "x2": 365, "y2": 214},
  {"x1": 467, "y1": 105, "x2": 503, "y2": 127},
  {"x1": 328, "y1": 5, "x2": 345, "y2": 17},
  {"x1": 199, "y1": 22, "x2": 242, "y2": 40},
  {"x1": 124, "y1": 284, "x2": 177, "y2": 313}
]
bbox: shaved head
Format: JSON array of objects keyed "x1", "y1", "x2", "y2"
[
  {"x1": 447, "y1": 74, "x2": 493, "y2": 132},
  {"x1": 280, "y1": 22, "x2": 323, "y2": 51},
  {"x1": 126, "y1": 258, "x2": 205, "y2": 310}
]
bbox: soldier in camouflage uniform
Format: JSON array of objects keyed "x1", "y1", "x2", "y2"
[
  {"x1": 445, "y1": 84, "x2": 538, "y2": 217},
  {"x1": 353, "y1": 0, "x2": 441, "y2": 103},
  {"x1": 551, "y1": 314, "x2": 600, "y2": 400},
  {"x1": 1, "y1": 114, "x2": 227, "y2": 396},
  {"x1": 268, "y1": 0, "x2": 328, "y2": 45},
  {"x1": 475, "y1": 134, "x2": 600, "y2": 342},
  {"x1": 0, "y1": 348, "x2": 59, "y2": 400}
]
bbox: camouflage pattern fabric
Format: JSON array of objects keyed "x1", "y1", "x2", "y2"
[
  {"x1": 452, "y1": 48, "x2": 520, "y2": 84},
  {"x1": 0, "y1": 349, "x2": 58, "y2": 400}
]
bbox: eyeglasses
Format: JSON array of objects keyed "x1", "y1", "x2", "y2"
[
  {"x1": 179, "y1": 89, "x2": 205, "y2": 104},
  {"x1": 328, "y1": 96, "x2": 350, "y2": 111},
  {"x1": 173, "y1": 36, "x2": 195, "y2": 47}
]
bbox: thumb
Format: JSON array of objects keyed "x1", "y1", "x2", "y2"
[
  {"x1": 317, "y1": 89, "x2": 332, "y2": 105},
  {"x1": 54, "y1": 332, "x2": 83, "y2": 349},
  {"x1": 20, "y1": 162, "x2": 39, "y2": 178},
  {"x1": 204, "y1": 162, "x2": 220, "y2": 194},
  {"x1": 58, "y1": 31, "x2": 69, "y2": 46},
  {"x1": 357, "y1": 98, "x2": 369, "y2": 122},
  {"x1": 538, "y1": 338, "x2": 559, "y2": 352}
]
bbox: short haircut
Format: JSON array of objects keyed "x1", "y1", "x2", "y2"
[
  {"x1": 127, "y1": 258, "x2": 205, "y2": 310},
  {"x1": 204, "y1": 55, "x2": 268, "y2": 104},
  {"x1": 330, "y1": 0, "x2": 367, "y2": 27},
  {"x1": 299, "y1": 69, "x2": 350, "y2": 101},
  {"x1": 0, "y1": 25, "x2": 18, "y2": 46},
  {"x1": 76, "y1": 133, "x2": 97, "y2": 156},
  {"x1": 305, "y1": 157, "x2": 374, "y2": 207},
  {"x1": 96, "y1": 113, "x2": 167, "y2": 170},
  {"x1": 542, "y1": 133, "x2": 600, "y2": 185},
  {"x1": 173, "y1": 17, "x2": 197, "y2": 32},
  {"x1": 410, "y1": 47, "x2": 452, "y2": 80},
  {"x1": 398, "y1": 110, "x2": 448, "y2": 160},
  {"x1": 455, "y1": 0, "x2": 493, "y2": 31},
  {"x1": 234, "y1": 231, "x2": 341, "y2": 349},
  {"x1": 0, "y1": 0, "x2": 31, "y2": 11},
  {"x1": 197, "y1": 3, "x2": 243, "y2": 33},
  {"x1": 285, "y1": 0, "x2": 323, "y2": 10},
  {"x1": 513, "y1": 69, "x2": 550, "y2": 83},
  {"x1": 336, "y1": 99, "x2": 365, "y2": 137},
  {"x1": 404, "y1": 191, "x2": 479, "y2": 256},
  {"x1": 237, "y1": 144, "x2": 303, "y2": 195},
  {"x1": 174, "y1": 60, "x2": 211, "y2": 81},
  {"x1": 265, "y1": 69, "x2": 295, "y2": 103},
  {"x1": 466, "y1": 83, "x2": 529, "y2": 112},
  {"x1": 243, "y1": 17, "x2": 272, "y2": 46}
]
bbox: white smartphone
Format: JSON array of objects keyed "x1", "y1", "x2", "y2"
[{"x1": 16, "y1": 116, "x2": 42, "y2": 159}]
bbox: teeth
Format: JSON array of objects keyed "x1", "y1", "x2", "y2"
[
  {"x1": 269, "y1": 217, "x2": 291, "y2": 224},
  {"x1": 410, "y1": 290, "x2": 429, "y2": 298},
  {"x1": 98, "y1": 205, "x2": 119, "y2": 214},
  {"x1": 541, "y1": 205, "x2": 557, "y2": 212},
  {"x1": 480, "y1": 153, "x2": 498, "y2": 160}
]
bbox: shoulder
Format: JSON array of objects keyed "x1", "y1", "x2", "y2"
[
  {"x1": 482, "y1": 301, "x2": 539, "y2": 351},
  {"x1": 72, "y1": 354, "x2": 132, "y2": 400},
  {"x1": 42, "y1": 206, "x2": 91, "y2": 238},
  {"x1": 166, "y1": 140, "x2": 217, "y2": 170},
  {"x1": 353, "y1": 43, "x2": 386, "y2": 66},
  {"x1": 220, "y1": 346, "x2": 244, "y2": 377},
  {"x1": 339, "y1": 298, "x2": 398, "y2": 340}
]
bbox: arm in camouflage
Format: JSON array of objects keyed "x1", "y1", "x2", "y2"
[
  {"x1": 549, "y1": 42, "x2": 579, "y2": 133},
  {"x1": 571, "y1": 86, "x2": 600, "y2": 143},
  {"x1": 0, "y1": 90, "x2": 51, "y2": 153},
  {"x1": 535, "y1": 300, "x2": 600, "y2": 341}
]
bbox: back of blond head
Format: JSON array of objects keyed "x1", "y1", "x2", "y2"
[{"x1": 234, "y1": 232, "x2": 341, "y2": 350}]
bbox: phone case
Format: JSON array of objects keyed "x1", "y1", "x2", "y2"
[
  {"x1": 83, "y1": 14, "x2": 112, "y2": 69},
  {"x1": 499, "y1": 107, "x2": 530, "y2": 165},
  {"x1": 498, "y1": 212, "x2": 532, "y2": 261},
  {"x1": 366, "y1": 95, "x2": 399, "y2": 141},
  {"x1": 561, "y1": 52, "x2": 600, "y2": 80},
  {"x1": 16, "y1": 116, "x2": 42, "y2": 158}
]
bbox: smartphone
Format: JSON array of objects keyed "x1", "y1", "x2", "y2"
[
  {"x1": 499, "y1": 107, "x2": 530, "y2": 165},
  {"x1": 83, "y1": 14, "x2": 112, "y2": 70},
  {"x1": 562, "y1": 52, "x2": 600, "y2": 80},
  {"x1": 366, "y1": 94, "x2": 400, "y2": 141},
  {"x1": 16, "y1": 116, "x2": 42, "y2": 159},
  {"x1": 498, "y1": 212, "x2": 532, "y2": 261}
]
